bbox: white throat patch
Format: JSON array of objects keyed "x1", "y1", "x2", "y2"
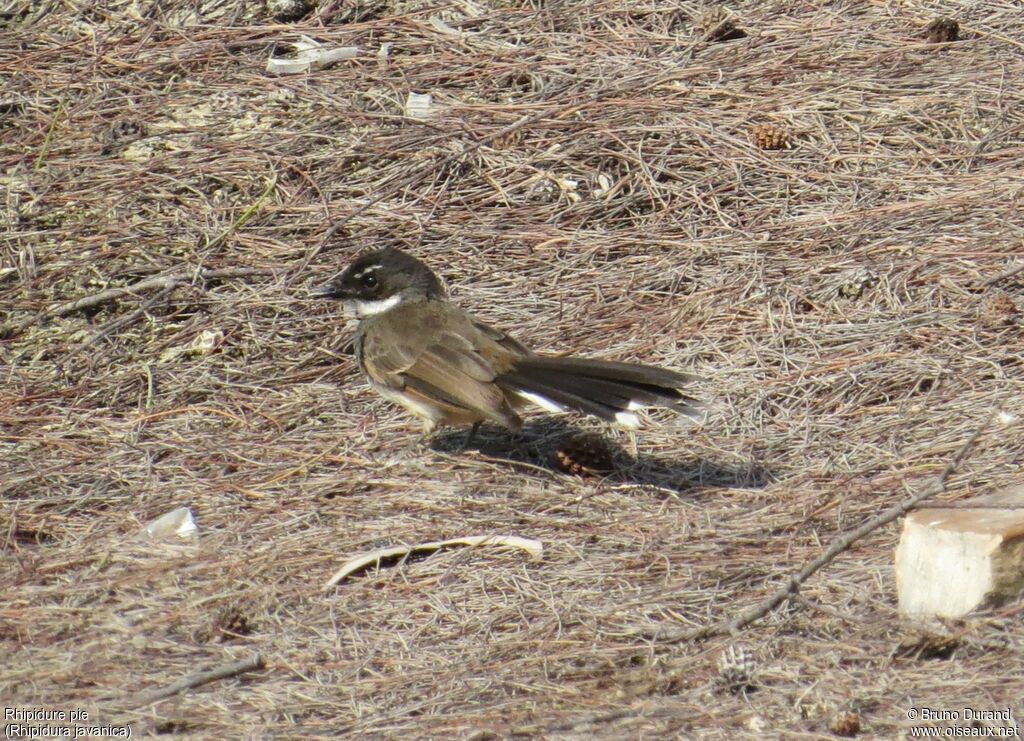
[{"x1": 344, "y1": 294, "x2": 402, "y2": 318}]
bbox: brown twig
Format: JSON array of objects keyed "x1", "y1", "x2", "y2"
[
  {"x1": 71, "y1": 284, "x2": 176, "y2": 356},
  {"x1": 3, "y1": 267, "x2": 273, "y2": 338},
  {"x1": 979, "y1": 260, "x2": 1024, "y2": 287},
  {"x1": 646, "y1": 416, "x2": 994, "y2": 643},
  {"x1": 124, "y1": 653, "x2": 265, "y2": 707}
]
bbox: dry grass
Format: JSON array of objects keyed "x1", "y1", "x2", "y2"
[{"x1": 3, "y1": 0, "x2": 1024, "y2": 737}]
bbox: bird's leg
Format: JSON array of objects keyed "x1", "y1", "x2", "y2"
[
  {"x1": 410, "y1": 419, "x2": 439, "y2": 452},
  {"x1": 459, "y1": 421, "x2": 482, "y2": 452}
]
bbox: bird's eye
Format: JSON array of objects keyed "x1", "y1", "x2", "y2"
[{"x1": 362, "y1": 274, "x2": 378, "y2": 288}]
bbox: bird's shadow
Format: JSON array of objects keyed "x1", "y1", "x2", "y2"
[{"x1": 430, "y1": 419, "x2": 773, "y2": 495}]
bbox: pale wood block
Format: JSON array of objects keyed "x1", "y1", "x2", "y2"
[{"x1": 895, "y1": 486, "x2": 1024, "y2": 619}]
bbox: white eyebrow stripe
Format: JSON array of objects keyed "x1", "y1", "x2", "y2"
[{"x1": 352, "y1": 264, "x2": 383, "y2": 280}]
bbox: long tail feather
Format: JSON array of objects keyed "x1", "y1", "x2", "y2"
[{"x1": 496, "y1": 356, "x2": 703, "y2": 425}]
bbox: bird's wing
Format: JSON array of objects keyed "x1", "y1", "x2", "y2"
[
  {"x1": 470, "y1": 318, "x2": 534, "y2": 358},
  {"x1": 359, "y1": 305, "x2": 522, "y2": 427}
]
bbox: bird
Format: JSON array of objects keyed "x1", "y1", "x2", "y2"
[{"x1": 311, "y1": 247, "x2": 703, "y2": 440}]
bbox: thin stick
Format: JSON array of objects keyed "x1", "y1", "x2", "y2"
[
  {"x1": 3, "y1": 266, "x2": 273, "y2": 338},
  {"x1": 979, "y1": 260, "x2": 1024, "y2": 287},
  {"x1": 125, "y1": 653, "x2": 265, "y2": 707},
  {"x1": 34, "y1": 100, "x2": 64, "y2": 171},
  {"x1": 204, "y1": 173, "x2": 278, "y2": 252},
  {"x1": 73, "y1": 284, "x2": 176, "y2": 354},
  {"x1": 647, "y1": 416, "x2": 994, "y2": 643}
]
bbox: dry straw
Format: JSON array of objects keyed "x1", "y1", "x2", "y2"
[{"x1": 3, "y1": 0, "x2": 1024, "y2": 737}]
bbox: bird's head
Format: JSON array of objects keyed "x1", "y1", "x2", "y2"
[{"x1": 310, "y1": 247, "x2": 444, "y2": 318}]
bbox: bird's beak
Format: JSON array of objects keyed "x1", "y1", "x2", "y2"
[{"x1": 309, "y1": 283, "x2": 343, "y2": 299}]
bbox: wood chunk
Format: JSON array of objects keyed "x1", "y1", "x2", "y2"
[{"x1": 895, "y1": 486, "x2": 1024, "y2": 619}]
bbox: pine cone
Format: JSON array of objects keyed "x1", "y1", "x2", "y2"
[
  {"x1": 829, "y1": 711, "x2": 862, "y2": 738},
  {"x1": 926, "y1": 17, "x2": 959, "y2": 43},
  {"x1": 101, "y1": 119, "x2": 147, "y2": 153},
  {"x1": 699, "y1": 7, "x2": 747, "y2": 43},
  {"x1": 836, "y1": 268, "x2": 877, "y2": 299},
  {"x1": 979, "y1": 292, "x2": 1018, "y2": 327},
  {"x1": 551, "y1": 434, "x2": 615, "y2": 477},
  {"x1": 717, "y1": 644, "x2": 756, "y2": 691},
  {"x1": 751, "y1": 123, "x2": 790, "y2": 150},
  {"x1": 200, "y1": 602, "x2": 256, "y2": 643},
  {"x1": 267, "y1": 0, "x2": 311, "y2": 22}
]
